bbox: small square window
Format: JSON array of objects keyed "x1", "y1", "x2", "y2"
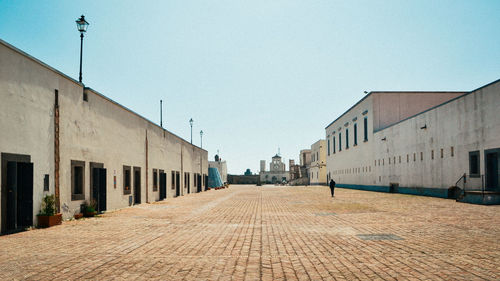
[
  {"x1": 153, "y1": 169, "x2": 158, "y2": 192},
  {"x1": 71, "y1": 160, "x2": 85, "y2": 201},
  {"x1": 469, "y1": 151, "x2": 480, "y2": 177},
  {"x1": 123, "y1": 166, "x2": 131, "y2": 195}
]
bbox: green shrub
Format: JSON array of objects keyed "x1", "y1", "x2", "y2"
[
  {"x1": 83, "y1": 199, "x2": 97, "y2": 213},
  {"x1": 39, "y1": 195, "x2": 56, "y2": 216}
]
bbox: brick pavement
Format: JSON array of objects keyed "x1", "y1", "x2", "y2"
[{"x1": 0, "y1": 185, "x2": 499, "y2": 280}]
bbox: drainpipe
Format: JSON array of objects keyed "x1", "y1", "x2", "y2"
[
  {"x1": 145, "y1": 130, "x2": 149, "y2": 203},
  {"x1": 54, "y1": 89, "x2": 61, "y2": 213}
]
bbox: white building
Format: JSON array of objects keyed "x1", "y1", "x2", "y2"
[
  {"x1": 259, "y1": 154, "x2": 290, "y2": 184},
  {"x1": 0, "y1": 39, "x2": 208, "y2": 234},
  {"x1": 208, "y1": 155, "x2": 227, "y2": 184},
  {"x1": 325, "y1": 80, "x2": 500, "y2": 204}
]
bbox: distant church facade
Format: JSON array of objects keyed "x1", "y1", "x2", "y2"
[{"x1": 259, "y1": 154, "x2": 290, "y2": 184}]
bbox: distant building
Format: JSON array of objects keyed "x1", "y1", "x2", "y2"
[
  {"x1": 260, "y1": 160, "x2": 266, "y2": 173},
  {"x1": 310, "y1": 140, "x2": 327, "y2": 185},
  {"x1": 259, "y1": 154, "x2": 290, "y2": 184},
  {"x1": 244, "y1": 169, "x2": 252, "y2": 176},
  {"x1": 299, "y1": 149, "x2": 312, "y2": 180},
  {"x1": 209, "y1": 154, "x2": 227, "y2": 183},
  {"x1": 325, "y1": 79, "x2": 500, "y2": 204}
]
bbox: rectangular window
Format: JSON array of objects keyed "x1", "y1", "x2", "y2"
[
  {"x1": 153, "y1": 169, "x2": 158, "y2": 191},
  {"x1": 469, "y1": 151, "x2": 480, "y2": 177},
  {"x1": 431, "y1": 150, "x2": 434, "y2": 160},
  {"x1": 346, "y1": 129, "x2": 349, "y2": 149},
  {"x1": 71, "y1": 160, "x2": 85, "y2": 200},
  {"x1": 420, "y1": 152, "x2": 423, "y2": 161},
  {"x1": 413, "y1": 153, "x2": 416, "y2": 162},
  {"x1": 354, "y1": 123, "x2": 358, "y2": 146},
  {"x1": 363, "y1": 117, "x2": 368, "y2": 141},
  {"x1": 441, "y1": 148, "x2": 444, "y2": 158},
  {"x1": 339, "y1": 133, "x2": 342, "y2": 151},
  {"x1": 316, "y1": 152, "x2": 319, "y2": 161},
  {"x1": 123, "y1": 165, "x2": 131, "y2": 195},
  {"x1": 389, "y1": 157, "x2": 391, "y2": 164},
  {"x1": 327, "y1": 138, "x2": 330, "y2": 156},
  {"x1": 451, "y1": 146, "x2": 454, "y2": 157},
  {"x1": 333, "y1": 136, "x2": 336, "y2": 154},
  {"x1": 399, "y1": 156, "x2": 401, "y2": 163},
  {"x1": 171, "y1": 171, "x2": 175, "y2": 189},
  {"x1": 394, "y1": 157, "x2": 396, "y2": 164},
  {"x1": 407, "y1": 154, "x2": 409, "y2": 163}
]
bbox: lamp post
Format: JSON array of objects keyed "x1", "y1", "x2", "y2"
[
  {"x1": 76, "y1": 15, "x2": 89, "y2": 83},
  {"x1": 189, "y1": 118, "x2": 193, "y2": 144},
  {"x1": 200, "y1": 130, "x2": 203, "y2": 148}
]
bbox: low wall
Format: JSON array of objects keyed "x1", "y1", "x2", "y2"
[{"x1": 227, "y1": 175, "x2": 260, "y2": 185}]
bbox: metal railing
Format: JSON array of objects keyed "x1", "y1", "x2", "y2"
[{"x1": 455, "y1": 173, "x2": 485, "y2": 200}]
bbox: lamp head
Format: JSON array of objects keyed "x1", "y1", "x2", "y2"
[{"x1": 76, "y1": 15, "x2": 89, "y2": 33}]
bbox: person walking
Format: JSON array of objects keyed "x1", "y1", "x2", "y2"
[{"x1": 329, "y1": 179, "x2": 336, "y2": 197}]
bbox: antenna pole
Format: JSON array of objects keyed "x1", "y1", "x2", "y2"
[{"x1": 160, "y1": 99, "x2": 163, "y2": 128}]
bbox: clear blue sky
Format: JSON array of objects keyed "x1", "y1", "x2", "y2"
[{"x1": 1, "y1": 1, "x2": 499, "y2": 174}]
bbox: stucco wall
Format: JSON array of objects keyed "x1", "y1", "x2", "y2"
[
  {"x1": 310, "y1": 140, "x2": 326, "y2": 184},
  {"x1": 325, "y1": 79, "x2": 500, "y2": 191},
  {"x1": 373, "y1": 81, "x2": 500, "y2": 189},
  {"x1": 0, "y1": 42, "x2": 56, "y2": 230},
  {"x1": 0, "y1": 40, "x2": 208, "y2": 228},
  {"x1": 325, "y1": 96, "x2": 375, "y2": 186},
  {"x1": 372, "y1": 92, "x2": 465, "y2": 132}
]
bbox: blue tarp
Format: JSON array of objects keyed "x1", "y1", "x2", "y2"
[{"x1": 208, "y1": 167, "x2": 223, "y2": 188}]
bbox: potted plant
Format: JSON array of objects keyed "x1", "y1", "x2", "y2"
[
  {"x1": 83, "y1": 199, "x2": 97, "y2": 217},
  {"x1": 37, "y1": 195, "x2": 62, "y2": 228}
]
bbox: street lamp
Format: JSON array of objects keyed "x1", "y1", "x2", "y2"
[
  {"x1": 76, "y1": 15, "x2": 89, "y2": 83},
  {"x1": 189, "y1": 118, "x2": 193, "y2": 144},
  {"x1": 200, "y1": 130, "x2": 203, "y2": 148}
]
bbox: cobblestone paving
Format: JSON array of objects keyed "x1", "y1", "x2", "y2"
[{"x1": 1, "y1": 185, "x2": 499, "y2": 280}]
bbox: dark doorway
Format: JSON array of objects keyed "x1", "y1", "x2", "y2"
[
  {"x1": 1, "y1": 153, "x2": 33, "y2": 234},
  {"x1": 92, "y1": 167, "x2": 107, "y2": 213},
  {"x1": 159, "y1": 171, "x2": 167, "y2": 200},
  {"x1": 485, "y1": 149, "x2": 499, "y2": 191},
  {"x1": 134, "y1": 167, "x2": 141, "y2": 204},
  {"x1": 197, "y1": 174, "x2": 202, "y2": 193},
  {"x1": 175, "y1": 171, "x2": 180, "y2": 197}
]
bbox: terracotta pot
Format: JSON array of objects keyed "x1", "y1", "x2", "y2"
[
  {"x1": 74, "y1": 213, "x2": 84, "y2": 220},
  {"x1": 37, "y1": 213, "x2": 62, "y2": 228},
  {"x1": 84, "y1": 211, "x2": 97, "y2": 217}
]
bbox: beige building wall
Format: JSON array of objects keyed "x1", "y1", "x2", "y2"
[
  {"x1": 0, "y1": 39, "x2": 208, "y2": 231},
  {"x1": 299, "y1": 149, "x2": 311, "y2": 167},
  {"x1": 310, "y1": 140, "x2": 326, "y2": 185}
]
